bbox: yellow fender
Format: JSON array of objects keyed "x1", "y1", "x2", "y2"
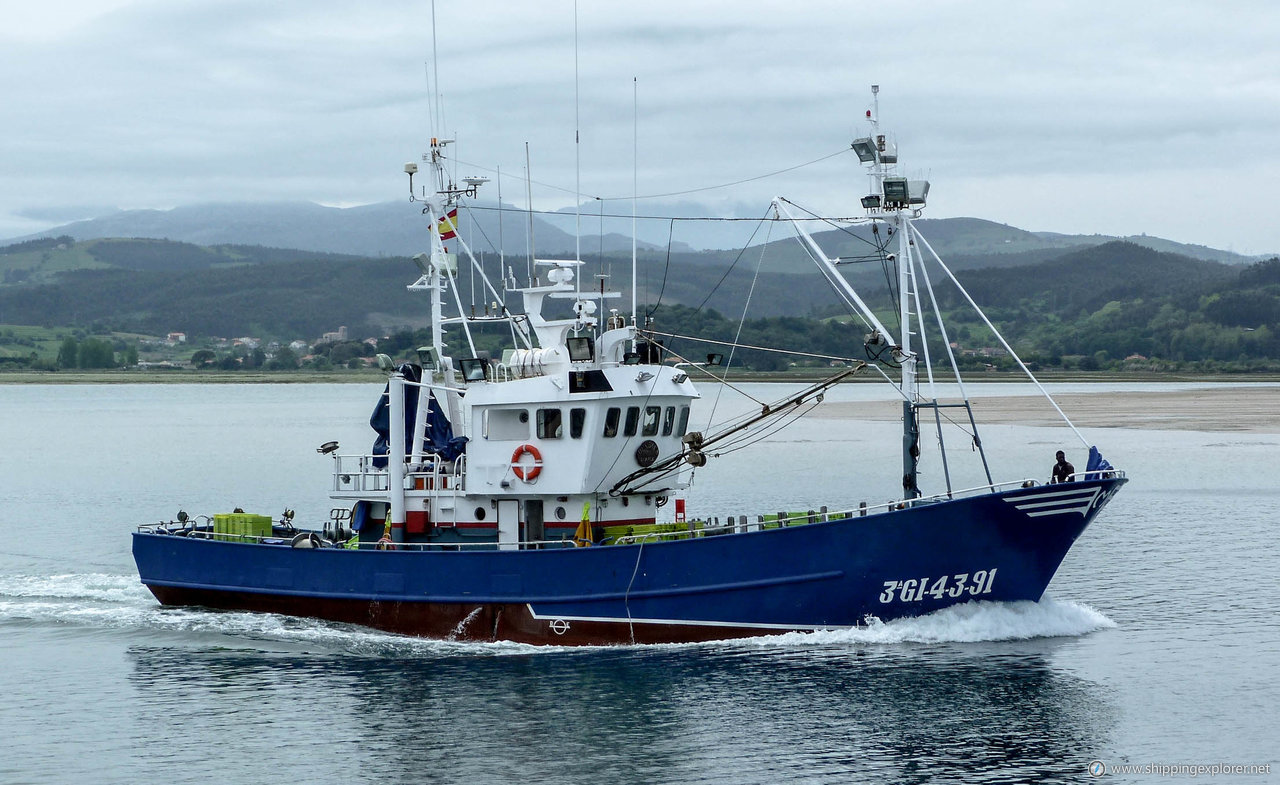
[{"x1": 573, "y1": 501, "x2": 593, "y2": 547}]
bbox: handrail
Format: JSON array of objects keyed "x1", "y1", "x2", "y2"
[
  {"x1": 330, "y1": 453, "x2": 467, "y2": 494},
  {"x1": 614, "y1": 468, "x2": 1126, "y2": 542},
  {"x1": 136, "y1": 522, "x2": 597, "y2": 551},
  {"x1": 139, "y1": 470, "x2": 1124, "y2": 550}
]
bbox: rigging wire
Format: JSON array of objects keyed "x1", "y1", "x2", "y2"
[
  {"x1": 655, "y1": 344, "x2": 767, "y2": 408},
  {"x1": 705, "y1": 218, "x2": 774, "y2": 428},
  {"x1": 775, "y1": 196, "x2": 900, "y2": 327},
  {"x1": 784, "y1": 227, "x2": 875, "y2": 335},
  {"x1": 690, "y1": 207, "x2": 772, "y2": 315},
  {"x1": 463, "y1": 202, "x2": 864, "y2": 224},
  {"x1": 644, "y1": 219, "x2": 676, "y2": 318},
  {"x1": 449, "y1": 147, "x2": 853, "y2": 204},
  {"x1": 776, "y1": 196, "x2": 891, "y2": 253},
  {"x1": 776, "y1": 196, "x2": 899, "y2": 331},
  {"x1": 642, "y1": 330, "x2": 863, "y2": 365},
  {"x1": 459, "y1": 201, "x2": 502, "y2": 257},
  {"x1": 710, "y1": 399, "x2": 821, "y2": 458},
  {"x1": 621, "y1": 394, "x2": 825, "y2": 493}
]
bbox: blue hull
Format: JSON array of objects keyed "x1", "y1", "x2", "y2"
[{"x1": 133, "y1": 478, "x2": 1125, "y2": 644}]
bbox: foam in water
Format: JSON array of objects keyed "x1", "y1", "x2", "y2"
[
  {"x1": 746, "y1": 596, "x2": 1116, "y2": 648},
  {"x1": 0, "y1": 573, "x2": 146, "y2": 604},
  {"x1": 0, "y1": 573, "x2": 1115, "y2": 655},
  {"x1": 0, "y1": 572, "x2": 545, "y2": 657}
]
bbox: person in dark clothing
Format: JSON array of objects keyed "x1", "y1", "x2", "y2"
[{"x1": 1051, "y1": 450, "x2": 1075, "y2": 483}]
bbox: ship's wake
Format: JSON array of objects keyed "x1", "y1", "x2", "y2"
[
  {"x1": 744, "y1": 596, "x2": 1116, "y2": 648},
  {"x1": 0, "y1": 573, "x2": 1115, "y2": 656},
  {"x1": 0, "y1": 572, "x2": 530, "y2": 657}
]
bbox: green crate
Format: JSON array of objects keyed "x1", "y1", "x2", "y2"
[{"x1": 213, "y1": 512, "x2": 272, "y2": 542}]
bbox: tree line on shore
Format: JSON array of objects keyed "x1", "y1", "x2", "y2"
[{"x1": 2, "y1": 239, "x2": 1279, "y2": 374}]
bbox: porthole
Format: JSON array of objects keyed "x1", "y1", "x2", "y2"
[
  {"x1": 474, "y1": 507, "x2": 486, "y2": 520},
  {"x1": 555, "y1": 506, "x2": 567, "y2": 520}
]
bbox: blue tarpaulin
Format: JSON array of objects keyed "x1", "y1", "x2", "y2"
[
  {"x1": 423, "y1": 391, "x2": 468, "y2": 461},
  {"x1": 1086, "y1": 446, "x2": 1113, "y2": 476},
  {"x1": 370, "y1": 363, "x2": 467, "y2": 467}
]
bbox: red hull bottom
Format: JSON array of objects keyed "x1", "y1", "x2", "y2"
[{"x1": 145, "y1": 585, "x2": 807, "y2": 646}]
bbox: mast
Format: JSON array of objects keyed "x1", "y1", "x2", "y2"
[
  {"x1": 777, "y1": 86, "x2": 1094, "y2": 500},
  {"x1": 427, "y1": 138, "x2": 451, "y2": 358},
  {"x1": 898, "y1": 208, "x2": 920, "y2": 497},
  {"x1": 631, "y1": 76, "x2": 638, "y2": 326},
  {"x1": 573, "y1": 0, "x2": 581, "y2": 281},
  {"x1": 855, "y1": 85, "x2": 919, "y2": 496}
]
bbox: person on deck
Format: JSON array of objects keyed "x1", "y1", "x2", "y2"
[{"x1": 1051, "y1": 450, "x2": 1075, "y2": 484}]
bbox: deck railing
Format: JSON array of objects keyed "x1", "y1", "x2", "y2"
[
  {"x1": 611, "y1": 470, "x2": 1125, "y2": 545},
  {"x1": 330, "y1": 454, "x2": 466, "y2": 494},
  {"x1": 138, "y1": 471, "x2": 1123, "y2": 551}
]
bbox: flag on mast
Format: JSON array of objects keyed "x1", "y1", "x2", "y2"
[{"x1": 438, "y1": 208, "x2": 459, "y2": 240}]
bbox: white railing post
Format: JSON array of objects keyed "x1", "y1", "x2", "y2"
[{"x1": 389, "y1": 373, "x2": 407, "y2": 543}]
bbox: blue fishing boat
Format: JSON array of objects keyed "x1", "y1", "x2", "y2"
[{"x1": 133, "y1": 87, "x2": 1125, "y2": 645}]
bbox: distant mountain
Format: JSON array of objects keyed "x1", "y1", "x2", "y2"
[
  {"x1": 1031, "y1": 231, "x2": 1259, "y2": 265},
  {"x1": 0, "y1": 236, "x2": 362, "y2": 286},
  {"x1": 0, "y1": 239, "x2": 850, "y2": 335},
  {"x1": 6, "y1": 201, "x2": 1266, "y2": 265},
  {"x1": 544, "y1": 200, "x2": 762, "y2": 253},
  {"x1": 6, "y1": 201, "x2": 654, "y2": 259},
  {"x1": 1, "y1": 229, "x2": 1262, "y2": 343},
  {"x1": 948, "y1": 240, "x2": 1240, "y2": 315},
  {"x1": 808, "y1": 217, "x2": 1263, "y2": 267}
]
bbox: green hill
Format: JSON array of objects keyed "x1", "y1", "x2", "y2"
[
  {"x1": 949, "y1": 241, "x2": 1238, "y2": 315},
  {"x1": 2, "y1": 232, "x2": 1278, "y2": 374},
  {"x1": 0, "y1": 235, "x2": 364, "y2": 285}
]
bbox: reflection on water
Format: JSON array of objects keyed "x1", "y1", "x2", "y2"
[{"x1": 125, "y1": 639, "x2": 1114, "y2": 784}]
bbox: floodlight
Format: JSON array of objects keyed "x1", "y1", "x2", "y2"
[
  {"x1": 882, "y1": 177, "x2": 909, "y2": 203},
  {"x1": 851, "y1": 138, "x2": 878, "y2": 163},
  {"x1": 907, "y1": 180, "x2": 931, "y2": 205},
  {"x1": 567, "y1": 336, "x2": 595, "y2": 362},
  {"x1": 459, "y1": 358, "x2": 488, "y2": 382},
  {"x1": 416, "y1": 346, "x2": 440, "y2": 370}
]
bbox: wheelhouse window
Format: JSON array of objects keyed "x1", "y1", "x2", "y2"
[
  {"x1": 603, "y1": 407, "x2": 620, "y2": 437},
  {"x1": 623, "y1": 406, "x2": 640, "y2": 437},
  {"x1": 677, "y1": 406, "x2": 691, "y2": 436},
  {"x1": 483, "y1": 408, "x2": 530, "y2": 440},
  {"x1": 537, "y1": 408, "x2": 563, "y2": 439},
  {"x1": 642, "y1": 406, "x2": 661, "y2": 436},
  {"x1": 662, "y1": 406, "x2": 676, "y2": 436},
  {"x1": 570, "y1": 408, "x2": 586, "y2": 439}
]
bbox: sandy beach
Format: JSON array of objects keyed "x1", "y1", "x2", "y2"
[{"x1": 810, "y1": 385, "x2": 1280, "y2": 433}]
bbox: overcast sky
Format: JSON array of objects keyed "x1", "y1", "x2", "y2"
[{"x1": 4, "y1": 0, "x2": 1279, "y2": 254}]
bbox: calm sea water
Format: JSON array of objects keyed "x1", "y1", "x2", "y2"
[{"x1": 1, "y1": 382, "x2": 1277, "y2": 784}]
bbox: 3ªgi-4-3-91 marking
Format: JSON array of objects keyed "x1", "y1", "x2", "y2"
[{"x1": 878, "y1": 569, "x2": 998, "y2": 603}]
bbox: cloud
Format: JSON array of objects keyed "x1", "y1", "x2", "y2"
[
  {"x1": 2, "y1": 0, "x2": 1280, "y2": 253},
  {"x1": 14, "y1": 206, "x2": 120, "y2": 222}
]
